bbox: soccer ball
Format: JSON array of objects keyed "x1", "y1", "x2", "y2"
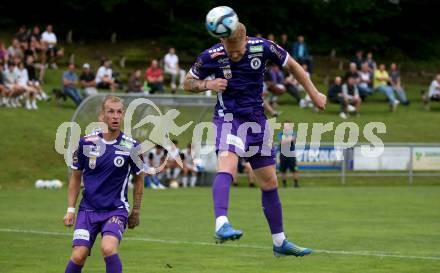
[
  {"x1": 206, "y1": 6, "x2": 239, "y2": 38},
  {"x1": 169, "y1": 180, "x2": 179, "y2": 189},
  {"x1": 35, "y1": 180, "x2": 45, "y2": 189}
]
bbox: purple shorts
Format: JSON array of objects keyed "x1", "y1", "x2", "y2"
[
  {"x1": 72, "y1": 209, "x2": 128, "y2": 249},
  {"x1": 213, "y1": 112, "x2": 275, "y2": 169}
]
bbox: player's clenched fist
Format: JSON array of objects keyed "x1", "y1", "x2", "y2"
[
  {"x1": 63, "y1": 212, "x2": 75, "y2": 227},
  {"x1": 128, "y1": 210, "x2": 140, "y2": 229},
  {"x1": 207, "y1": 78, "x2": 228, "y2": 92},
  {"x1": 312, "y1": 93, "x2": 327, "y2": 111}
]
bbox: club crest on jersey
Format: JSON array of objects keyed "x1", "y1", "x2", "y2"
[
  {"x1": 250, "y1": 58, "x2": 262, "y2": 69},
  {"x1": 222, "y1": 66, "x2": 232, "y2": 79},
  {"x1": 114, "y1": 156, "x2": 125, "y2": 167},
  {"x1": 89, "y1": 156, "x2": 97, "y2": 169}
]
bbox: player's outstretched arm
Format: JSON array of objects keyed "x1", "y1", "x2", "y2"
[
  {"x1": 63, "y1": 170, "x2": 82, "y2": 227},
  {"x1": 183, "y1": 73, "x2": 227, "y2": 93},
  {"x1": 128, "y1": 172, "x2": 144, "y2": 229},
  {"x1": 285, "y1": 56, "x2": 326, "y2": 110}
]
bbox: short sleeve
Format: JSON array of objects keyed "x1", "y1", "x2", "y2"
[
  {"x1": 264, "y1": 40, "x2": 289, "y2": 68},
  {"x1": 129, "y1": 142, "x2": 144, "y2": 175},
  {"x1": 71, "y1": 140, "x2": 86, "y2": 170},
  {"x1": 189, "y1": 53, "x2": 215, "y2": 80}
]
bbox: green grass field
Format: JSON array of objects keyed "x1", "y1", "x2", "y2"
[{"x1": 0, "y1": 186, "x2": 439, "y2": 273}]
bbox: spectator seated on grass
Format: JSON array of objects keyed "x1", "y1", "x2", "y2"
[
  {"x1": 95, "y1": 59, "x2": 118, "y2": 92},
  {"x1": 14, "y1": 25, "x2": 30, "y2": 49},
  {"x1": 374, "y1": 63, "x2": 399, "y2": 112},
  {"x1": 180, "y1": 143, "x2": 200, "y2": 188},
  {"x1": 0, "y1": 65, "x2": 12, "y2": 106},
  {"x1": 342, "y1": 75, "x2": 362, "y2": 117},
  {"x1": 145, "y1": 59, "x2": 164, "y2": 94},
  {"x1": 0, "y1": 41, "x2": 9, "y2": 63},
  {"x1": 25, "y1": 55, "x2": 48, "y2": 101},
  {"x1": 62, "y1": 63, "x2": 82, "y2": 106},
  {"x1": 422, "y1": 73, "x2": 440, "y2": 110},
  {"x1": 144, "y1": 145, "x2": 166, "y2": 189},
  {"x1": 7, "y1": 38, "x2": 23, "y2": 60},
  {"x1": 3, "y1": 61, "x2": 26, "y2": 108},
  {"x1": 127, "y1": 70, "x2": 144, "y2": 93},
  {"x1": 358, "y1": 62, "x2": 373, "y2": 100},
  {"x1": 263, "y1": 62, "x2": 285, "y2": 117},
  {"x1": 292, "y1": 35, "x2": 313, "y2": 74},
  {"x1": 390, "y1": 62, "x2": 410, "y2": 105},
  {"x1": 328, "y1": 76, "x2": 348, "y2": 119},
  {"x1": 41, "y1": 24, "x2": 64, "y2": 69},
  {"x1": 163, "y1": 47, "x2": 186, "y2": 94},
  {"x1": 79, "y1": 63, "x2": 97, "y2": 97},
  {"x1": 16, "y1": 62, "x2": 38, "y2": 110}
]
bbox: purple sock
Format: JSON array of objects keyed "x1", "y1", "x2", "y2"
[
  {"x1": 65, "y1": 260, "x2": 83, "y2": 273},
  {"x1": 104, "y1": 254, "x2": 122, "y2": 273},
  {"x1": 262, "y1": 188, "x2": 284, "y2": 234},
  {"x1": 212, "y1": 172, "x2": 233, "y2": 218}
]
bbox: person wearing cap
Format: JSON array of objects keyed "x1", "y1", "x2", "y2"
[{"x1": 79, "y1": 63, "x2": 97, "y2": 97}]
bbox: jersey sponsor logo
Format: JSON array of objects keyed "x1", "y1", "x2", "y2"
[
  {"x1": 226, "y1": 134, "x2": 245, "y2": 151},
  {"x1": 89, "y1": 156, "x2": 97, "y2": 169},
  {"x1": 73, "y1": 229, "x2": 90, "y2": 241},
  {"x1": 270, "y1": 44, "x2": 284, "y2": 60},
  {"x1": 248, "y1": 53, "x2": 263, "y2": 59},
  {"x1": 115, "y1": 150, "x2": 131, "y2": 156},
  {"x1": 210, "y1": 52, "x2": 225, "y2": 59},
  {"x1": 114, "y1": 156, "x2": 125, "y2": 167},
  {"x1": 217, "y1": 57, "x2": 229, "y2": 64},
  {"x1": 250, "y1": 58, "x2": 262, "y2": 69},
  {"x1": 120, "y1": 139, "x2": 133, "y2": 149},
  {"x1": 249, "y1": 45, "x2": 263, "y2": 53}
]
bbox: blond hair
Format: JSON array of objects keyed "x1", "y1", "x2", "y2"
[
  {"x1": 224, "y1": 23, "x2": 246, "y2": 44},
  {"x1": 100, "y1": 95, "x2": 124, "y2": 113}
]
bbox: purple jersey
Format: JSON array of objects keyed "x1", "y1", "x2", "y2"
[
  {"x1": 190, "y1": 37, "x2": 289, "y2": 117},
  {"x1": 71, "y1": 132, "x2": 143, "y2": 212}
]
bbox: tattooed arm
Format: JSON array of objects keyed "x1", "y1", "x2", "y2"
[
  {"x1": 128, "y1": 172, "x2": 144, "y2": 229},
  {"x1": 183, "y1": 73, "x2": 228, "y2": 93}
]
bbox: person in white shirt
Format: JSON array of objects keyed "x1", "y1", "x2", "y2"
[
  {"x1": 163, "y1": 47, "x2": 186, "y2": 93},
  {"x1": 358, "y1": 62, "x2": 373, "y2": 100},
  {"x1": 428, "y1": 74, "x2": 440, "y2": 100},
  {"x1": 41, "y1": 25, "x2": 64, "y2": 68},
  {"x1": 95, "y1": 59, "x2": 118, "y2": 92},
  {"x1": 16, "y1": 62, "x2": 38, "y2": 109},
  {"x1": 422, "y1": 74, "x2": 440, "y2": 110},
  {"x1": 144, "y1": 145, "x2": 167, "y2": 189},
  {"x1": 181, "y1": 143, "x2": 199, "y2": 187}
]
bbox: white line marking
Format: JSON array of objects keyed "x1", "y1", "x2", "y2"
[{"x1": 1, "y1": 228, "x2": 439, "y2": 261}]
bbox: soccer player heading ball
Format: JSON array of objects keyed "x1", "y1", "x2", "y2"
[
  {"x1": 184, "y1": 15, "x2": 326, "y2": 256},
  {"x1": 63, "y1": 96, "x2": 145, "y2": 272}
]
